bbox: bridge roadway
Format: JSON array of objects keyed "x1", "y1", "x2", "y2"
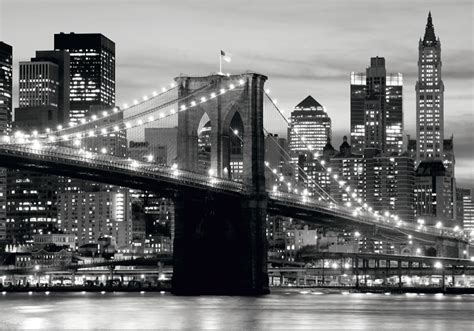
[{"x1": 0, "y1": 143, "x2": 468, "y2": 245}]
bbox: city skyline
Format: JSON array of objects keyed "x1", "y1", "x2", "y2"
[{"x1": 0, "y1": 0, "x2": 472, "y2": 189}]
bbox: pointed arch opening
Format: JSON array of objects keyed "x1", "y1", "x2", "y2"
[
  {"x1": 197, "y1": 113, "x2": 211, "y2": 174},
  {"x1": 228, "y1": 112, "x2": 244, "y2": 181}
]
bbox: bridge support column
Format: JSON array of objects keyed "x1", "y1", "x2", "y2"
[
  {"x1": 172, "y1": 191, "x2": 269, "y2": 295},
  {"x1": 435, "y1": 238, "x2": 467, "y2": 258}
]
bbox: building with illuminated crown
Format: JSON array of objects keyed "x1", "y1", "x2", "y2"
[
  {"x1": 415, "y1": 12, "x2": 444, "y2": 162},
  {"x1": 288, "y1": 96, "x2": 331, "y2": 182}
]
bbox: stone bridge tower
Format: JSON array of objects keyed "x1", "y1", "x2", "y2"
[{"x1": 172, "y1": 73, "x2": 269, "y2": 295}]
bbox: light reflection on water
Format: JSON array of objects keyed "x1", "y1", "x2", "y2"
[{"x1": 1, "y1": 290, "x2": 473, "y2": 330}]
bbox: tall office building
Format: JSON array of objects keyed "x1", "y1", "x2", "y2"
[
  {"x1": 54, "y1": 33, "x2": 115, "y2": 124},
  {"x1": 0, "y1": 42, "x2": 12, "y2": 244},
  {"x1": 15, "y1": 50, "x2": 70, "y2": 129},
  {"x1": 7, "y1": 50, "x2": 70, "y2": 244},
  {"x1": 415, "y1": 12, "x2": 444, "y2": 162},
  {"x1": 288, "y1": 96, "x2": 331, "y2": 181},
  {"x1": 350, "y1": 57, "x2": 403, "y2": 155},
  {"x1": 414, "y1": 160, "x2": 454, "y2": 226}
]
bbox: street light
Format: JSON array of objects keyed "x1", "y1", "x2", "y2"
[{"x1": 434, "y1": 261, "x2": 443, "y2": 269}]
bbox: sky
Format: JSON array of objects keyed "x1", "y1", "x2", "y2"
[{"x1": 1, "y1": 0, "x2": 473, "y2": 187}]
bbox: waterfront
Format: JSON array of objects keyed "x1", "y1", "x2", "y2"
[{"x1": 1, "y1": 290, "x2": 473, "y2": 330}]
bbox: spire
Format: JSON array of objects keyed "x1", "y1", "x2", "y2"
[{"x1": 422, "y1": 11, "x2": 437, "y2": 46}]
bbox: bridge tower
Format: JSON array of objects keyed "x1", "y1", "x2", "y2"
[{"x1": 172, "y1": 73, "x2": 269, "y2": 295}]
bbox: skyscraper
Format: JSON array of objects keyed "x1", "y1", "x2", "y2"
[
  {"x1": 15, "y1": 50, "x2": 70, "y2": 129},
  {"x1": 7, "y1": 50, "x2": 70, "y2": 244},
  {"x1": 288, "y1": 96, "x2": 331, "y2": 181},
  {"x1": 54, "y1": 33, "x2": 115, "y2": 124},
  {"x1": 415, "y1": 12, "x2": 444, "y2": 162},
  {"x1": 0, "y1": 42, "x2": 12, "y2": 243},
  {"x1": 350, "y1": 57, "x2": 403, "y2": 155}
]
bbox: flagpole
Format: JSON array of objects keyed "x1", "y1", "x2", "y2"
[{"x1": 219, "y1": 52, "x2": 222, "y2": 75}]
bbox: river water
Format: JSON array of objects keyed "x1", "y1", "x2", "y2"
[{"x1": 1, "y1": 290, "x2": 473, "y2": 330}]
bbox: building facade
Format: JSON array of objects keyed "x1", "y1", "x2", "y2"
[
  {"x1": 288, "y1": 96, "x2": 331, "y2": 181},
  {"x1": 57, "y1": 190, "x2": 132, "y2": 249},
  {"x1": 456, "y1": 188, "x2": 474, "y2": 231},
  {"x1": 16, "y1": 50, "x2": 70, "y2": 128},
  {"x1": 0, "y1": 42, "x2": 12, "y2": 244},
  {"x1": 414, "y1": 160, "x2": 454, "y2": 226},
  {"x1": 350, "y1": 57, "x2": 403, "y2": 155},
  {"x1": 6, "y1": 50, "x2": 71, "y2": 244},
  {"x1": 54, "y1": 33, "x2": 115, "y2": 124},
  {"x1": 330, "y1": 137, "x2": 415, "y2": 222},
  {"x1": 415, "y1": 12, "x2": 444, "y2": 162}
]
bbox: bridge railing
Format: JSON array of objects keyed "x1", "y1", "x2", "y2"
[
  {"x1": 0, "y1": 144, "x2": 245, "y2": 194},
  {"x1": 269, "y1": 191, "x2": 466, "y2": 241}
]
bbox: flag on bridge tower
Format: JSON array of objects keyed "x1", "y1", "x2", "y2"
[{"x1": 219, "y1": 50, "x2": 232, "y2": 74}]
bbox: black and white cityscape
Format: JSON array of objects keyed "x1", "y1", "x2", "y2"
[{"x1": 0, "y1": 0, "x2": 473, "y2": 329}]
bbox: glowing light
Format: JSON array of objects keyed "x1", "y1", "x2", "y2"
[
  {"x1": 180, "y1": 105, "x2": 187, "y2": 111},
  {"x1": 434, "y1": 261, "x2": 443, "y2": 269},
  {"x1": 123, "y1": 103, "x2": 128, "y2": 109},
  {"x1": 220, "y1": 88, "x2": 226, "y2": 94},
  {"x1": 57, "y1": 125, "x2": 62, "y2": 130},
  {"x1": 435, "y1": 221, "x2": 443, "y2": 229},
  {"x1": 143, "y1": 96, "x2": 148, "y2": 101},
  {"x1": 101, "y1": 148, "x2": 107, "y2": 154},
  {"x1": 354, "y1": 231, "x2": 361, "y2": 238},
  {"x1": 170, "y1": 109, "x2": 176, "y2": 114},
  {"x1": 229, "y1": 84, "x2": 235, "y2": 90},
  {"x1": 146, "y1": 155, "x2": 153, "y2": 162},
  {"x1": 190, "y1": 101, "x2": 196, "y2": 107},
  {"x1": 137, "y1": 119, "x2": 143, "y2": 125},
  {"x1": 101, "y1": 128, "x2": 107, "y2": 134},
  {"x1": 113, "y1": 126, "x2": 120, "y2": 132},
  {"x1": 102, "y1": 111, "x2": 108, "y2": 117},
  {"x1": 134, "y1": 99, "x2": 139, "y2": 105},
  {"x1": 233, "y1": 129, "x2": 239, "y2": 135},
  {"x1": 200, "y1": 96, "x2": 207, "y2": 103},
  {"x1": 265, "y1": 88, "x2": 271, "y2": 94},
  {"x1": 208, "y1": 169, "x2": 215, "y2": 176},
  {"x1": 152, "y1": 91, "x2": 158, "y2": 97},
  {"x1": 161, "y1": 87, "x2": 167, "y2": 92},
  {"x1": 171, "y1": 163, "x2": 178, "y2": 170},
  {"x1": 238, "y1": 79, "x2": 244, "y2": 85},
  {"x1": 91, "y1": 115, "x2": 97, "y2": 120},
  {"x1": 88, "y1": 130, "x2": 95, "y2": 137},
  {"x1": 159, "y1": 113, "x2": 165, "y2": 118},
  {"x1": 113, "y1": 107, "x2": 119, "y2": 113}
]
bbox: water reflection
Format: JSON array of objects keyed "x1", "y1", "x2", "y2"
[{"x1": 0, "y1": 290, "x2": 473, "y2": 330}]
